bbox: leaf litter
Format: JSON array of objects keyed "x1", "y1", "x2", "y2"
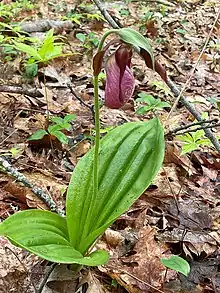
[{"x1": 0, "y1": 0, "x2": 220, "y2": 292}]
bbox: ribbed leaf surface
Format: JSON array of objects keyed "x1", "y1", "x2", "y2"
[
  {"x1": 0, "y1": 210, "x2": 109, "y2": 265},
  {"x1": 67, "y1": 118, "x2": 164, "y2": 253}
]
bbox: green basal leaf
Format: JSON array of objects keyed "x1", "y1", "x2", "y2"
[
  {"x1": 116, "y1": 28, "x2": 154, "y2": 67},
  {"x1": 0, "y1": 210, "x2": 109, "y2": 266},
  {"x1": 28, "y1": 129, "x2": 48, "y2": 140},
  {"x1": 60, "y1": 122, "x2": 71, "y2": 130},
  {"x1": 161, "y1": 255, "x2": 190, "y2": 277},
  {"x1": 191, "y1": 129, "x2": 204, "y2": 142},
  {"x1": 13, "y1": 41, "x2": 41, "y2": 60},
  {"x1": 197, "y1": 138, "x2": 211, "y2": 146},
  {"x1": 25, "y1": 63, "x2": 38, "y2": 78},
  {"x1": 181, "y1": 142, "x2": 198, "y2": 155},
  {"x1": 176, "y1": 134, "x2": 193, "y2": 143},
  {"x1": 137, "y1": 93, "x2": 156, "y2": 105},
  {"x1": 48, "y1": 124, "x2": 64, "y2": 133},
  {"x1": 53, "y1": 130, "x2": 68, "y2": 144},
  {"x1": 157, "y1": 101, "x2": 170, "y2": 108},
  {"x1": 67, "y1": 118, "x2": 164, "y2": 254},
  {"x1": 76, "y1": 33, "x2": 86, "y2": 43},
  {"x1": 50, "y1": 116, "x2": 64, "y2": 124},
  {"x1": 63, "y1": 114, "x2": 76, "y2": 123},
  {"x1": 136, "y1": 106, "x2": 152, "y2": 114},
  {"x1": 136, "y1": 106, "x2": 149, "y2": 115}
]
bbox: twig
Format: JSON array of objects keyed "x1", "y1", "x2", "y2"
[
  {"x1": 0, "y1": 129, "x2": 17, "y2": 146},
  {"x1": 0, "y1": 156, "x2": 64, "y2": 216},
  {"x1": 0, "y1": 85, "x2": 43, "y2": 97},
  {"x1": 36, "y1": 263, "x2": 57, "y2": 293},
  {"x1": 92, "y1": 0, "x2": 120, "y2": 29},
  {"x1": 92, "y1": 0, "x2": 220, "y2": 153},
  {"x1": 106, "y1": 265, "x2": 165, "y2": 293},
  {"x1": 166, "y1": 7, "x2": 220, "y2": 121},
  {"x1": 67, "y1": 84, "x2": 93, "y2": 111},
  {"x1": 167, "y1": 79, "x2": 220, "y2": 153},
  {"x1": 6, "y1": 246, "x2": 37, "y2": 292},
  {"x1": 167, "y1": 118, "x2": 219, "y2": 135},
  {"x1": 173, "y1": 122, "x2": 220, "y2": 136},
  {"x1": 145, "y1": 0, "x2": 176, "y2": 7}
]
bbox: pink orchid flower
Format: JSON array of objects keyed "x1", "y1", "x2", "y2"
[{"x1": 105, "y1": 45, "x2": 135, "y2": 109}]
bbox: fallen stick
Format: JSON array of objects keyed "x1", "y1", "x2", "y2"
[
  {"x1": 0, "y1": 85, "x2": 43, "y2": 97},
  {"x1": 167, "y1": 118, "x2": 218, "y2": 135},
  {"x1": 0, "y1": 156, "x2": 64, "y2": 216},
  {"x1": 170, "y1": 122, "x2": 220, "y2": 136},
  {"x1": 20, "y1": 20, "x2": 74, "y2": 33},
  {"x1": 167, "y1": 79, "x2": 220, "y2": 153},
  {"x1": 92, "y1": 0, "x2": 220, "y2": 153}
]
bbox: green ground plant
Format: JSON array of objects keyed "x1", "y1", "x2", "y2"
[
  {"x1": 76, "y1": 31, "x2": 99, "y2": 52},
  {"x1": 28, "y1": 114, "x2": 76, "y2": 145},
  {"x1": 136, "y1": 92, "x2": 170, "y2": 115},
  {"x1": 0, "y1": 0, "x2": 34, "y2": 20},
  {"x1": 12, "y1": 29, "x2": 67, "y2": 77},
  {"x1": 176, "y1": 129, "x2": 212, "y2": 155},
  {"x1": 161, "y1": 255, "x2": 190, "y2": 277}
]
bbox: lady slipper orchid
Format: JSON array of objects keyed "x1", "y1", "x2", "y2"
[{"x1": 105, "y1": 45, "x2": 135, "y2": 109}]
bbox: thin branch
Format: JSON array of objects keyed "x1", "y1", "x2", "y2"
[
  {"x1": 167, "y1": 78, "x2": 220, "y2": 153},
  {"x1": 67, "y1": 84, "x2": 93, "y2": 111},
  {"x1": 92, "y1": 0, "x2": 121, "y2": 29},
  {"x1": 6, "y1": 246, "x2": 37, "y2": 292},
  {"x1": 0, "y1": 85, "x2": 43, "y2": 97},
  {"x1": 106, "y1": 265, "x2": 165, "y2": 293},
  {"x1": 36, "y1": 263, "x2": 57, "y2": 293},
  {"x1": 173, "y1": 122, "x2": 220, "y2": 136},
  {"x1": 166, "y1": 7, "x2": 220, "y2": 121},
  {"x1": 92, "y1": 0, "x2": 220, "y2": 153},
  {"x1": 0, "y1": 156, "x2": 64, "y2": 216},
  {"x1": 145, "y1": 0, "x2": 175, "y2": 6},
  {"x1": 167, "y1": 118, "x2": 219, "y2": 135}
]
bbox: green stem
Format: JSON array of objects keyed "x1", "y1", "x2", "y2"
[
  {"x1": 93, "y1": 75, "x2": 100, "y2": 201},
  {"x1": 97, "y1": 30, "x2": 117, "y2": 51},
  {"x1": 92, "y1": 29, "x2": 117, "y2": 205}
]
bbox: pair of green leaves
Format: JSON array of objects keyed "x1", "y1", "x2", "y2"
[
  {"x1": 161, "y1": 255, "x2": 190, "y2": 277},
  {"x1": 0, "y1": 28, "x2": 164, "y2": 266},
  {"x1": 28, "y1": 114, "x2": 76, "y2": 145},
  {"x1": 13, "y1": 29, "x2": 64, "y2": 63},
  {"x1": 0, "y1": 118, "x2": 164, "y2": 265},
  {"x1": 177, "y1": 129, "x2": 212, "y2": 155},
  {"x1": 136, "y1": 93, "x2": 170, "y2": 115}
]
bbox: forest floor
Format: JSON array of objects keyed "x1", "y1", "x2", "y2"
[{"x1": 0, "y1": 0, "x2": 220, "y2": 292}]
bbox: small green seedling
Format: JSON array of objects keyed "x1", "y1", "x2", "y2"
[
  {"x1": 28, "y1": 114, "x2": 76, "y2": 144},
  {"x1": 76, "y1": 32, "x2": 99, "y2": 51},
  {"x1": 1, "y1": 147, "x2": 22, "y2": 157},
  {"x1": 63, "y1": 11, "x2": 105, "y2": 25},
  {"x1": 176, "y1": 129, "x2": 212, "y2": 155},
  {"x1": 119, "y1": 9, "x2": 130, "y2": 17},
  {"x1": 161, "y1": 255, "x2": 190, "y2": 277},
  {"x1": 0, "y1": 0, "x2": 34, "y2": 20},
  {"x1": 12, "y1": 29, "x2": 67, "y2": 77},
  {"x1": 136, "y1": 93, "x2": 170, "y2": 115}
]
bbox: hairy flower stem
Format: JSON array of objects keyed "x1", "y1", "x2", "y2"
[
  {"x1": 93, "y1": 75, "x2": 100, "y2": 202},
  {"x1": 92, "y1": 30, "x2": 116, "y2": 205},
  {"x1": 97, "y1": 30, "x2": 117, "y2": 51}
]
